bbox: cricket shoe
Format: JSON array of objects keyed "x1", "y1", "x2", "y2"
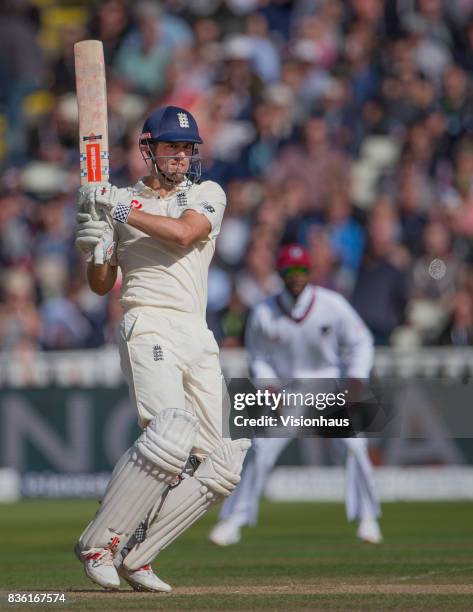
[
  {"x1": 209, "y1": 519, "x2": 242, "y2": 546},
  {"x1": 74, "y1": 543, "x2": 121, "y2": 589},
  {"x1": 357, "y1": 517, "x2": 383, "y2": 544},
  {"x1": 118, "y1": 564, "x2": 172, "y2": 592}
]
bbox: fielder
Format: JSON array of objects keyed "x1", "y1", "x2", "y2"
[
  {"x1": 74, "y1": 105, "x2": 250, "y2": 592},
  {"x1": 209, "y1": 245, "x2": 382, "y2": 547}
]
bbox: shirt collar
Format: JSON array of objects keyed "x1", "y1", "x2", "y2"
[
  {"x1": 135, "y1": 178, "x2": 191, "y2": 199},
  {"x1": 277, "y1": 284, "x2": 316, "y2": 322}
]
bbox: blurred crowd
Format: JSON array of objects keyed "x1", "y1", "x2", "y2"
[{"x1": 1, "y1": 0, "x2": 473, "y2": 354}]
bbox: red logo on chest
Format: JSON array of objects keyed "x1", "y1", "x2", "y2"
[{"x1": 130, "y1": 199, "x2": 143, "y2": 209}]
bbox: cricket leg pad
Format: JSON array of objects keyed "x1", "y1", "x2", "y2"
[
  {"x1": 78, "y1": 408, "x2": 199, "y2": 555},
  {"x1": 123, "y1": 439, "x2": 250, "y2": 570}
]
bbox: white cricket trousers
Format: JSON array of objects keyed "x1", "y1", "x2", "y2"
[
  {"x1": 118, "y1": 306, "x2": 226, "y2": 459},
  {"x1": 219, "y1": 436, "x2": 380, "y2": 525}
]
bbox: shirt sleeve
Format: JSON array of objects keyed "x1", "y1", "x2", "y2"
[
  {"x1": 334, "y1": 295, "x2": 374, "y2": 379},
  {"x1": 186, "y1": 181, "x2": 227, "y2": 239},
  {"x1": 245, "y1": 305, "x2": 279, "y2": 380}
]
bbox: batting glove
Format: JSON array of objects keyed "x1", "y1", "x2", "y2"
[
  {"x1": 76, "y1": 212, "x2": 116, "y2": 265},
  {"x1": 75, "y1": 212, "x2": 109, "y2": 254},
  {"x1": 77, "y1": 185, "x2": 100, "y2": 219},
  {"x1": 95, "y1": 184, "x2": 132, "y2": 224},
  {"x1": 87, "y1": 226, "x2": 116, "y2": 264}
]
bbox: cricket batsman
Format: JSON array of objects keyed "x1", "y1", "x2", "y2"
[
  {"x1": 209, "y1": 244, "x2": 383, "y2": 547},
  {"x1": 74, "y1": 106, "x2": 250, "y2": 592}
]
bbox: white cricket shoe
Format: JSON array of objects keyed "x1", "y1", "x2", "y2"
[
  {"x1": 76, "y1": 545, "x2": 121, "y2": 589},
  {"x1": 357, "y1": 517, "x2": 383, "y2": 544},
  {"x1": 118, "y1": 564, "x2": 172, "y2": 592},
  {"x1": 209, "y1": 519, "x2": 242, "y2": 546}
]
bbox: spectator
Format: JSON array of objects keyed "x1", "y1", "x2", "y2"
[
  {"x1": 306, "y1": 227, "x2": 341, "y2": 292},
  {"x1": 113, "y1": 1, "x2": 171, "y2": 96},
  {"x1": 237, "y1": 90, "x2": 294, "y2": 178},
  {"x1": 40, "y1": 278, "x2": 96, "y2": 351},
  {"x1": 411, "y1": 221, "x2": 462, "y2": 301},
  {"x1": 352, "y1": 204, "x2": 409, "y2": 344},
  {"x1": 235, "y1": 240, "x2": 283, "y2": 308},
  {"x1": 0, "y1": 268, "x2": 41, "y2": 351},
  {"x1": 0, "y1": 191, "x2": 33, "y2": 267},
  {"x1": 35, "y1": 195, "x2": 74, "y2": 262},
  {"x1": 245, "y1": 13, "x2": 281, "y2": 83},
  {"x1": 88, "y1": 0, "x2": 131, "y2": 65},
  {"x1": 397, "y1": 172, "x2": 429, "y2": 256},
  {"x1": 436, "y1": 290, "x2": 473, "y2": 345},
  {"x1": 214, "y1": 286, "x2": 249, "y2": 348},
  {"x1": 0, "y1": 1, "x2": 44, "y2": 165},
  {"x1": 440, "y1": 65, "x2": 473, "y2": 145},
  {"x1": 215, "y1": 179, "x2": 255, "y2": 268},
  {"x1": 52, "y1": 23, "x2": 87, "y2": 95},
  {"x1": 271, "y1": 116, "x2": 351, "y2": 211}
]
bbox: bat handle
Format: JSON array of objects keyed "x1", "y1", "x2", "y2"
[{"x1": 94, "y1": 243, "x2": 104, "y2": 265}]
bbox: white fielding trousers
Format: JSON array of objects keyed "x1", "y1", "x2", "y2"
[{"x1": 218, "y1": 436, "x2": 380, "y2": 525}]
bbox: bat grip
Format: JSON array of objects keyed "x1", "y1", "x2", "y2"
[
  {"x1": 90, "y1": 192, "x2": 104, "y2": 265},
  {"x1": 94, "y1": 243, "x2": 104, "y2": 265}
]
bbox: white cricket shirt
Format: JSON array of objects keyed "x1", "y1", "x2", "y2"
[
  {"x1": 246, "y1": 285, "x2": 374, "y2": 379},
  {"x1": 113, "y1": 179, "x2": 226, "y2": 318}
]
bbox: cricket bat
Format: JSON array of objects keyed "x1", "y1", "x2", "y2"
[{"x1": 74, "y1": 39, "x2": 110, "y2": 264}]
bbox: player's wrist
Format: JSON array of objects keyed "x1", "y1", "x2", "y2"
[
  {"x1": 112, "y1": 202, "x2": 132, "y2": 224},
  {"x1": 87, "y1": 258, "x2": 109, "y2": 268}
]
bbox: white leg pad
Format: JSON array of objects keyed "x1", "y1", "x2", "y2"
[
  {"x1": 78, "y1": 408, "x2": 199, "y2": 554},
  {"x1": 123, "y1": 439, "x2": 250, "y2": 571}
]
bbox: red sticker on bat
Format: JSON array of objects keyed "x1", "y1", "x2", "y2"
[{"x1": 86, "y1": 143, "x2": 102, "y2": 182}]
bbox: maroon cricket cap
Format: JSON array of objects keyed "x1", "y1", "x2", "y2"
[{"x1": 276, "y1": 244, "x2": 312, "y2": 271}]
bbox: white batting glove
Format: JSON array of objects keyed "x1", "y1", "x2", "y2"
[
  {"x1": 86, "y1": 226, "x2": 116, "y2": 264},
  {"x1": 75, "y1": 212, "x2": 108, "y2": 254},
  {"x1": 76, "y1": 212, "x2": 115, "y2": 265},
  {"x1": 95, "y1": 184, "x2": 133, "y2": 224},
  {"x1": 77, "y1": 185, "x2": 100, "y2": 219}
]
